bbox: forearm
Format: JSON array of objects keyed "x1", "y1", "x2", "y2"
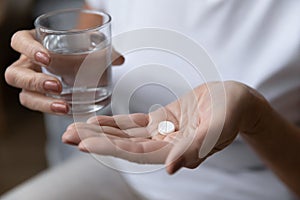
[{"x1": 241, "y1": 90, "x2": 300, "y2": 196}]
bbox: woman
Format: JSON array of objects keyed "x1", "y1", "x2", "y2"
[{"x1": 3, "y1": 0, "x2": 300, "y2": 199}]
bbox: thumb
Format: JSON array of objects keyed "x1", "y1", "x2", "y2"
[
  {"x1": 112, "y1": 48, "x2": 125, "y2": 65},
  {"x1": 165, "y1": 136, "x2": 193, "y2": 175}
]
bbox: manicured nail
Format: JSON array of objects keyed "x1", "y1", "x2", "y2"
[
  {"x1": 51, "y1": 102, "x2": 69, "y2": 114},
  {"x1": 112, "y1": 55, "x2": 125, "y2": 65},
  {"x1": 44, "y1": 80, "x2": 61, "y2": 93},
  {"x1": 35, "y1": 52, "x2": 50, "y2": 65}
]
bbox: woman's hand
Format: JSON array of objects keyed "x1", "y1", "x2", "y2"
[
  {"x1": 62, "y1": 81, "x2": 263, "y2": 174},
  {"x1": 5, "y1": 29, "x2": 124, "y2": 114},
  {"x1": 5, "y1": 30, "x2": 68, "y2": 114}
]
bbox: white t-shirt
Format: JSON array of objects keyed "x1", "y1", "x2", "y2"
[{"x1": 86, "y1": 0, "x2": 300, "y2": 199}]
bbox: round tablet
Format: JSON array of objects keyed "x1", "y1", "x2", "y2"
[{"x1": 158, "y1": 121, "x2": 175, "y2": 135}]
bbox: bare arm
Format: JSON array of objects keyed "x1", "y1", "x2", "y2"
[
  {"x1": 62, "y1": 81, "x2": 300, "y2": 196},
  {"x1": 240, "y1": 89, "x2": 300, "y2": 196}
]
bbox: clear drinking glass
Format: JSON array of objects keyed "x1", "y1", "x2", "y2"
[{"x1": 35, "y1": 9, "x2": 112, "y2": 114}]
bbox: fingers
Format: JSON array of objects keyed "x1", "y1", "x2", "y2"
[
  {"x1": 10, "y1": 30, "x2": 124, "y2": 67},
  {"x1": 62, "y1": 122, "x2": 131, "y2": 145},
  {"x1": 5, "y1": 60, "x2": 62, "y2": 94},
  {"x1": 166, "y1": 143, "x2": 201, "y2": 174},
  {"x1": 87, "y1": 109, "x2": 179, "y2": 139},
  {"x1": 63, "y1": 120, "x2": 152, "y2": 145},
  {"x1": 78, "y1": 136, "x2": 171, "y2": 164},
  {"x1": 87, "y1": 113, "x2": 149, "y2": 130},
  {"x1": 8, "y1": 30, "x2": 65, "y2": 114},
  {"x1": 87, "y1": 113, "x2": 163, "y2": 138},
  {"x1": 11, "y1": 30, "x2": 50, "y2": 66},
  {"x1": 166, "y1": 147, "x2": 219, "y2": 175},
  {"x1": 19, "y1": 90, "x2": 68, "y2": 114},
  {"x1": 5, "y1": 56, "x2": 65, "y2": 114},
  {"x1": 165, "y1": 128, "x2": 205, "y2": 174},
  {"x1": 111, "y1": 48, "x2": 125, "y2": 66},
  {"x1": 123, "y1": 127, "x2": 151, "y2": 138}
]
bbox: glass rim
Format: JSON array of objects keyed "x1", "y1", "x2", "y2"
[{"x1": 34, "y1": 8, "x2": 111, "y2": 34}]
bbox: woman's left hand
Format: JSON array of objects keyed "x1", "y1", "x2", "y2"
[{"x1": 62, "y1": 81, "x2": 262, "y2": 174}]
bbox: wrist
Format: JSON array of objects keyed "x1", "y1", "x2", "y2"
[{"x1": 239, "y1": 86, "x2": 272, "y2": 136}]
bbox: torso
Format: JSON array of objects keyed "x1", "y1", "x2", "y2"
[{"x1": 86, "y1": 1, "x2": 300, "y2": 199}]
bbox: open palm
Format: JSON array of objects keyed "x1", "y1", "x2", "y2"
[{"x1": 63, "y1": 81, "x2": 252, "y2": 174}]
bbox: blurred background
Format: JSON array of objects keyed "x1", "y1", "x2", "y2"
[{"x1": 0, "y1": 0, "x2": 84, "y2": 195}]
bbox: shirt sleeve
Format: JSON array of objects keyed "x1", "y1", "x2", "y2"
[{"x1": 85, "y1": 0, "x2": 108, "y2": 11}]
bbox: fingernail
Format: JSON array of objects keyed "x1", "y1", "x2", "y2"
[
  {"x1": 112, "y1": 55, "x2": 125, "y2": 65},
  {"x1": 44, "y1": 80, "x2": 61, "y2": 93},
  {"x1": 51, "y1": 102, "x2": 69, "y2": 114},
  {"x1": 78, "y1": 142, "x2": 88, "y2": 152},
  {"x1": 62, "y1": 133, "x2": 76, "y2": 145},
  {"x1": 35, "y1": 52, "x2": 50, "y2": 65}
]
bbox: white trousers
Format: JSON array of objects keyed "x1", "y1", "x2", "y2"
[
  {"x1": 1, "y1": 153, "x2": 297, "y2": 200},
  {"x1": 1, "y1": 114, "x2": 297, "y2": 200},
  {"x1": 0, "y1": 154, "x2": 143, "y2": 200}
]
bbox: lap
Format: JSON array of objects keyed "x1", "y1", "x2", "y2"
[{"x1": 0, "y1": 154, "x2": 142, "y2": 200}]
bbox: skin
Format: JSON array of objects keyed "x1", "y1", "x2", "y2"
[
  {"x1": 4, "y1": 4, "x2": 300, "y2": 197},
  {"x1": 5, "y1": 29, "x2": 124, "y2": 114},
  {"x1": 5, "y1": 3, "x2": 124, "y2": 114},
  {"x1": 62, "y1": 81, "x2": 300, "y2": 196}
]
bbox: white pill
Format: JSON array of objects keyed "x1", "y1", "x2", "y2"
[{"x1": 158, "y1": 121, "x2": 175, "y2": 135}]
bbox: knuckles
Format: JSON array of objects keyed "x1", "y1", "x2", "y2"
[
  {"x1": 5, "y1": 63, "x2": 44, "y2": 92},
  {"x1": 26, "y1": 75, "x2": 41, "y2": 92},
  {"x1": 19, "y1": 90, "x2": 44, "y2": 112},
  {"x1": 10, "y1": 30, "x2": 39, "y2": 58}
]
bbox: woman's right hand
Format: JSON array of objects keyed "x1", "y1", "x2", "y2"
[{"x1": 5, "y1": 30, "x2": 69, "y2": 114}]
